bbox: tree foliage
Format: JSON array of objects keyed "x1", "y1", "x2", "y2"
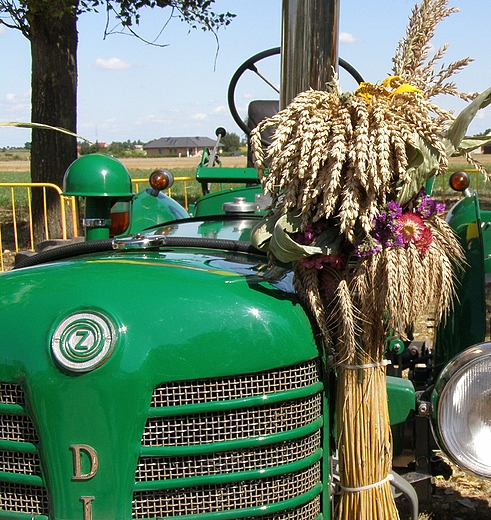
[
  {"x1": 221, "y1": 132, "x2": 240, "y2": 152},
  {"x1": 0, "y1": 1, "x2": 235, "y2": 38},
  {"x1": 0, "y1": 0, "x2": 234, "y2": 241},
  {"x1": 79, "y1": 139, "x2": 144, "y2": 156}
]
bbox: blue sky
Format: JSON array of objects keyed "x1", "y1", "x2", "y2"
[{"x1": 1, "y1": 0, "x2": 491, "y2": 147}]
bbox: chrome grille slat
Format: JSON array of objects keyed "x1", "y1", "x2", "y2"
[
  {"x1": 152, "y1": 360, "x2": 320, "y2": 407},
  {"x1": 0, "y1": 383, "x2": 48, "y2": 517},
  {"x1": 132, "y1": 463, "x2": 321, "y2": 518},
  {"x1": 243, "y1": 495, "x2": 321, "y2": 520},
  {"x1": 142, "y1": 394, "x2": 321, "y2": 446},
  {"x1": 0, "y1": 450, "x2": 42, "y2": 476},
  {"x1": 0, "y1": 414, "x2": 39, "y2": 443},
  {"x1": 136, "y1": 431, "x2": 320, "y2": 481},
  {"x1": 0, "y1": 383, "x2": 26, "y2": 405},
  {"x1": 0, "y1": 482, "x2": 49, "y2": 516}
]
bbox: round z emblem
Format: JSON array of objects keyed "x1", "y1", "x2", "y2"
[{"x1": 51, "y1": 311, "x2": 117, "y2": 372}]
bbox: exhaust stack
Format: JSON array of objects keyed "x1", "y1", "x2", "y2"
[{"x1": 280, "y1": 0, "x2": 340, "y2": 109}]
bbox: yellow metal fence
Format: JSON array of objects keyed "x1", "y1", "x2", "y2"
[
  {"x1": 0, "y1": 183, "x2": 79, "y2": 271},
  {"x1": 0, "y1": 177, "x2": 194, "y2": 271}
]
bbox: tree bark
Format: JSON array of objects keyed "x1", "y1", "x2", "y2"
[{"x1": 29, "y1": 1, "x2": 78, "y2": 242}]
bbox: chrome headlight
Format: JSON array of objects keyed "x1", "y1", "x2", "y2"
[{"x1": 432, "y1": 344, "x2": 491, "y2": 477}]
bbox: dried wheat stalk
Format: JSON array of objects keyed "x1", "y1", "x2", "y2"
[
  {"x1": 251, "y1": 81, "x2": 454, "y2": 242},
  {"x1": 250, "y1": 2, "x2": 479, "y2": 519}
]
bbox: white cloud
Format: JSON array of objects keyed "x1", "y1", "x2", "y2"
[
  {"x1": 93, "y1": 57, "x2": 132, "y2": 70},
  {"x1": 340, "y1": 32, "x2": 357, "y2": 44},
  {"x1": 0, "y1": 25, "x2": 6, "y2": 34},
  {"x1": 1, "y1": 91, "x2": 31, "y2": 116},
  {"x1": 212, "y1": 106, "x2": 227, "y2": 115},
  {"x1": 191, "y1": 113, "x2": 207, "y2": 120},
  {"x1": 133, "y1": 114, "x2": 174, "y2": 126}
]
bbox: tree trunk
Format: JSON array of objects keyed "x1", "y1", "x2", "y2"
[{"x1": 29, "y1": 1, "x2": 78, "y2": 243}]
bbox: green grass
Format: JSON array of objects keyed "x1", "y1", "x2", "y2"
[
  {"x1": 0, "y1": 168, "x2": 202, "y2": 210},
  {"x1": 0, "y1": 171, "x2": 31, "y2": 209},
  {"x1": 0, "y1": 171, "x2": 30, "y2": 182}
]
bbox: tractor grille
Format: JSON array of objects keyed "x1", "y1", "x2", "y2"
[
  {"x1": 134, "y1": 360, "x2": 324, "y2": 518},
  {"x1": 133, "y1": 463, "x2": 321, "y2": 518},
  {"x1": 142, "y1": 394, "x2": 321, "y2": 447},
  {"x1": 0, "y1": 482, "x2": 49, "y2": 516},
  {"x1": 136, "y1": 431, "x2": 321, "y2": 481},
  {"x1": 0, "y1": 383, "x2": 49, "y2": 517},
  {"x1": 151, "y1": 361, "x2": 321, "y2": 406}
]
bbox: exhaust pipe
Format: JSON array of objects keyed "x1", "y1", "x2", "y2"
[{"x1": 280, "y1": 0, "x2": 340, "y2": 108}]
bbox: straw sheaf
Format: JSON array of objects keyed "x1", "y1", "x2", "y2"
[
  {"x1": 336, "y1": 364, "x2": 397, "y2": 520},
  {"x1": 265, "y1": 2, "x2": 479, "y2": 518},
  {"x1": 251, "y1": 86, "x2": 452, "y2": 242},
  {"x1": 346, "y1": 220, "x2": 462, "y2": 347},
  {"x1": 293, "y1": 262, "x2": 332, "y2": 343}
]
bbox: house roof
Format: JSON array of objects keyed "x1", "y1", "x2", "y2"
[{"x1": 144, "y1": 137, "x2": 222, "y2": 149}]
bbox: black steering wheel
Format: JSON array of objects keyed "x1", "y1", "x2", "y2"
[{"x1": 227, "y1": 47, "x2": 365, "y2": 135}]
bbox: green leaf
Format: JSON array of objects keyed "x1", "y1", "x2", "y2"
[
  {"x1": 453, "y1": 135, "x2": 491, "y2": 154},
  {"x1": 396, "y1": 134, "x2": 440, "y2": 205},
  {"x1": 444, "y1": 86, "x2": 491, "y2": 156},
  {"x1": 251, "y1": 212, "x2": 343, "y2": 264},
  {"x1": 0, "y1": 121, "x2": 92, "y2": 143}
]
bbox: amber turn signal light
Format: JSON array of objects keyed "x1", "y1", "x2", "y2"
[
  {"x1": 449, "y1": 171, "x2": 470, "y2": 192},
  {"x1": 149, "y1": 169, "x2": 174, "y2": 192}
]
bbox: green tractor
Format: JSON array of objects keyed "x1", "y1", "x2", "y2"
[{"x1": 2, "y1": 1, "x2": 491, "y2": 519}]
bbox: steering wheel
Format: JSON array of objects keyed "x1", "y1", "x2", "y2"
[{"x1": 227, "y1": 47, "x2": 365, "y2": 135}]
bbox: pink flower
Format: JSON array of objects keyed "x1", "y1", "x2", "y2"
[
  {"x1": 397, "y1": 213, "x2": 425, "y2": 245},
  {"x1": 415, "y1": 225, "x2": 433, "y2": 255}
]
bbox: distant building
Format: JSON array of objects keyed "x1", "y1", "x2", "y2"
[{"x1": 143, "y1": 137, "x2": 222, "y2": 157}]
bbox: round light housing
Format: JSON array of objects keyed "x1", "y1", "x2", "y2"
[
  {"x1": 449, "y1": 171, "x2": 470, "y2": 192},
  {"x1": 432, "y1": 344, "x2": 491, "y2": 477},
  {"x1": 149, "y1": 169, "x2": 174, "y2": 192}
]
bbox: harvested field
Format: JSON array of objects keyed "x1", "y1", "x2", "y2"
[
  {"x1": 121, "y1": 155, "x2": 247, "y2": 170},
  {"x1": 0, "y1": 154, "x2": 248, "y2": 174}
]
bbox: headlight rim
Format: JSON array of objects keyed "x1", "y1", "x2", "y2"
[{"x1": 432, "y1": 343, "x2": 491, "y2": 478}]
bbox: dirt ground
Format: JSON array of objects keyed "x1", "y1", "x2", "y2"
[{"x1": 122, "y1": 155, "x2": 248, "y2": 170}]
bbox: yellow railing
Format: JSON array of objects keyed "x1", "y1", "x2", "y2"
[
  {"x1": 0, "y1": 183, "x2": 79, "y2": 271},
  {"x1": 0, "y1": 176, "x2": 195, "y2": 271}
]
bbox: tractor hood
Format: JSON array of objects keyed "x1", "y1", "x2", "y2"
[
  {"x1": 0, "y1": 217, "x2": 320, "y2": 519},
  {"x1": 0, "y1": 244, "x2": 317, "y2": 382}
]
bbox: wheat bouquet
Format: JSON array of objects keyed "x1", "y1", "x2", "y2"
[{"x1": 250, "y1": 1, "x2": 491, "y2": 518}]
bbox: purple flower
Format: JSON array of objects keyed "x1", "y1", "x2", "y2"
[
  {"x1": 415, "y1": 189, "x2": 446, "y2": 218},
  {"x1": 371, "y1": 201, "x2": 404, "y2": 247},
  {"x1": 299, "y1": 254, "x2": 345, "y2": 269},
  {"x1": 294, "y1": 221, "x2": 329, "y2": 246},
  {"x1": 386, "y1": 200, "x2": 403, "y2": 219}
]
